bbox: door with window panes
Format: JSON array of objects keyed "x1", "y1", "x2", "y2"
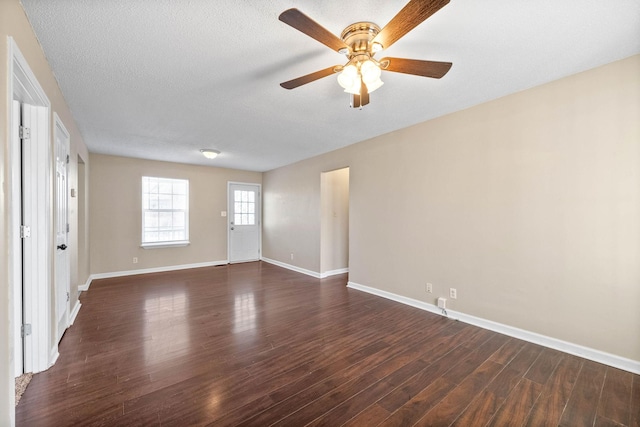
[{"x1": 228, "y1": 183, "x2": 261, "y2": 263}]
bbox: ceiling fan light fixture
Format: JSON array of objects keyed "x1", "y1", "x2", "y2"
[
  {"x1": 200, "y1": 149, "x2": 220, "y2": 159},
  {"x1": 360, "y1": 60, "x2": 381, "y2": 84},
  {"x1": 365, "y1": 77, "x2": 384, "y2": 93},
  {"x1": 343, "y1": 78, "x2": 362, "y2": 95},
  {"x1": 338, "y1": 64, "x2": 360, "y2": 93}
]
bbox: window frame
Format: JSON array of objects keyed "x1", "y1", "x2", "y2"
[{"x1": 140, "y1": 176, "x2": 190, "y2": 249}]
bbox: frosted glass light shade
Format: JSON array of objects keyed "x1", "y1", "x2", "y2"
[
  {"x1": 365, "y1": 78, "x2": 384, "y2": 93},
  {"x1": 200, "y1": 149, "x2": 220, "y2": 159},
  {"x1": 360, "y1": 60, "x2": 381, "y2": 84},
  {"x1": 337, "y1": 65, "x2": 358, "y2": 89}
]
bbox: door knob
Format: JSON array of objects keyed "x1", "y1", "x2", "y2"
[
  {"x1": 57, "y1": 244, "x2": 67, "y2": 250},
  {"x1": 230, "y1": 227, "x2": 235, "y2": 230}
]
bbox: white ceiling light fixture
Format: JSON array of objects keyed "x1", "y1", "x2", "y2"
[{"x1": 200, "y1": 149, "x2": 220, "y2": 159}]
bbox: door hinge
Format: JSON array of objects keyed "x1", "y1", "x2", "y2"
[
  {"x1": 67, "y1": 223, "x2": 70, "y2": 233},
  {"x1": 21, "y1": 324, "x2": 32, "y2": 337},
  {"x1": 66, "y1": 154, "x2": 70, "y2": 164},
  {"x1": 20, "y1": 225, "x2": 31, "y2": 239},
  {"x1": 67, "y1": 292, "x2": 70, "y2": 302},
  {"x1": 19, "y1": 126, "x2": 30, "y2": 140}
]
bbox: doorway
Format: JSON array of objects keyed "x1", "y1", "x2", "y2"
[
  {"x1": 228, "y1": 182, "x2": 261, "y2": 263},
  {"x1": 320, "y1": 167, "x2": 350, "y2": 277}
]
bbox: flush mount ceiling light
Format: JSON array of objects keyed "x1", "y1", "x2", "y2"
[
  {"x1": 200, "y1": 149, "x2": 220, "y2": 159},
  {"x1": 278, "y1": 0, "x2": 453, "y2": 109}
]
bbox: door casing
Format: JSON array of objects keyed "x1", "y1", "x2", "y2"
[
  {"x1": 8, "y1": 37, "x2": 54, "y2": 382},
  {"x1": 227, "y1": 182, "x2": 262, "y2": 263}
]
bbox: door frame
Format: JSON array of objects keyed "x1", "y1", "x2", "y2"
[
  {"x1": 54, "y1": 112, "x2": 71, "y2": 343},
  {"x1": 8, "y1": 37, "x2": 54, "y2": 377},
  {"x1": 227, "y1": 181, "x2": 262, "y2": 263}
]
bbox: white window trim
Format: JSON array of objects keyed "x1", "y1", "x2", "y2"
[
  {"x1": 141, "y1": 176, "x2": 189, "y2": 247},
  {"x1": 141, "y1": 241, "x2": 190, "y2": 249}
]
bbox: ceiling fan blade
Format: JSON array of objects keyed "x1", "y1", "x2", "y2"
[
  {"x1": 373, "y1": 0, "x2": 450, "y2": 50},
  {"x1": 381, "y1": 57, "x2": 452, "y2": 78},
  {"x1": 279, "y1": 9, "x2": 349, "y2": 52},
  {"x1": 280, "y1": 66, "x2": 339, "y2": 90}
]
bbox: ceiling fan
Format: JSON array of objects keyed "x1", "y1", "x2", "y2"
[{"x1": 278, "y1": 0, "x2": 453, "y2": 108}]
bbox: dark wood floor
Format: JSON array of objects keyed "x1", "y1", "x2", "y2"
[{"x1": 16, "y1": 262, "x2": 640, "y2": 426}]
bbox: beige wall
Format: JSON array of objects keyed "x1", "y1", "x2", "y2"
[
  {"x1": 263, "y1": 55, "x2": 640, "y2": 362},
  {"x1": 320, "y1": 168, "x2": 349, "y2": 274},
  {"x1": 0, "y1": 0, "x2": 89, "y2": 423},
  {"x1": 89, "y1": 154, "x2": 261, "y2": 274}
]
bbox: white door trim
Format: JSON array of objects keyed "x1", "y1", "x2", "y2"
[
  {"x1": 227, "y1": 181, "x2": 262, "y2": 263},
  {"x1": 10, "y1": 100, "x2": 23, "y2": 378},
  {"x1": 8, "y1": 37, "x2": 54, "y2": 378}
]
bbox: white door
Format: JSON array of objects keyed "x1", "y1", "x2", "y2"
[
  {"x1": 54, "y1": 115, "x2": 70, "y2": 342},
  {"x1": 228, "y1": 183, "x2": 261, "y2": 263}
]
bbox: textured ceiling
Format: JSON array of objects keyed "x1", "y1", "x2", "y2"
[{"x1": 20, "y1": 0, "x2": 640, "y2": 172}]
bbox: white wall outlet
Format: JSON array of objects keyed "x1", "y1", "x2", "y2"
[
  {"x1": 426, "y1": 283, "x2": 433, "y2": 293},
  {"x1": 290, "y1": 253, "x2": 294, "y2": 260},
  {"x1": 133, "y1": 257, "x2": 138, "y2": 264},
  {"x1": 221, "y1": 211, "x2": 227, "y2": 217},
  {"x1": 437, "y1": 297, "x2": 447, "y2": 309},
  {"x1": 450, "y1": 288, "x2": 457, "y2": 299}
]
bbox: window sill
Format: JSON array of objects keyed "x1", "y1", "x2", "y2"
[{"x1": 141, "y1": 241, "x2": 190, "y2": 249}]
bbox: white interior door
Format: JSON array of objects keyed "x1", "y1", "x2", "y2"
[
  {"x1": 54, "y1": 115, "x2": 70, "y2": 343},
  {"x1": 228, "y1": 183, "x2": 261, "y2": 263}
]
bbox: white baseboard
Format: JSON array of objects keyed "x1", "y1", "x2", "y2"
[
  {"x1": 347, "y1": 281, "x2": 640, "y2": 375},
  {"x1": 320, "y1": 268, "x2": 349, "y2": 278},
  {"x1": 260, "y1": 258, "x2": 349, "y2": 279},
  {"x1": 69, "y1": 300, "x2": 81, "y2": 325},
  {"x1": 80, "y1": 260, "x2": 228, "y2": 291},
  {"x1": 261, "y1": 257, "x2": 321, "y2": 278}
]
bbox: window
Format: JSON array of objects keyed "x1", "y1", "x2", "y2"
[
  {"x1": 142, "y1": 176, "x2": 189, "y2": 247},
  {"x1": 234, "y1": 190, "x2": 256, "y2": 225}
]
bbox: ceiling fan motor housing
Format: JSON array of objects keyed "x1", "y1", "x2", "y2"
[{"x1": 340, "y1": 22, "x2": 382, "y2": 58}]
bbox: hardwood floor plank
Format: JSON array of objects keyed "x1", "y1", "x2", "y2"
[
  {"x1": 305, "y1": 358, "x2": 430, "y2": 426},
  {"x1": 450, "y1": 388, "x2": 500, "y2": 427},
  {"x1": 524, "y1": 355, "x2": 582, "y2": 427},
  {"x1": 414, "y1": 360, "x2": 504, "y2": 426},
  {"x1": 489, "y1": 337, "x2": 526, "y2": 365},
  {"x1": 559, "y1": 360, "x2": 607, "y2": 427},
  {"x1": 341, "y1": 403, "x2": 390, "y2": 427},
  {"x1": 597, "y1": 367, "x2": 633, "y2": 426},
  {"x1": 451, "y1": 343, "x2": 544, "y2": 426},
  {"x1": 376, "y1": 343, "x2": 472, "y2": 414},
  {"x1": 487, "y1": 378, "x2": 543, "y2": 427},
  {"x1": 381, "y1": 377, "x2": 457, "y2": 426},
  {"x1": 524, "y1": 347, "x2": 564, "y2": 385},
  {"x1": 13, "y1": 262, "x2": 639, "y2": 427},
  {"x1": 632, "y1": 374, "x2": 640, "y2": 427}
]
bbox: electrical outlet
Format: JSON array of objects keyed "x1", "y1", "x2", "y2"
[
  {"x1": 290, "y1": 253, "x2": 294, "y2": 260},
  {"x1": 426, "y1": 283, "x2": 433, "y2": 293},
  {"x1": 437, "y1": 297, "x2": 447, "y2": 309},
  {"x1": 450, "y1": 288, "x2": 457, "y2": 299},
  {"x1": 133, "y1": 257, "x2": 138, "y2": 264}
]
